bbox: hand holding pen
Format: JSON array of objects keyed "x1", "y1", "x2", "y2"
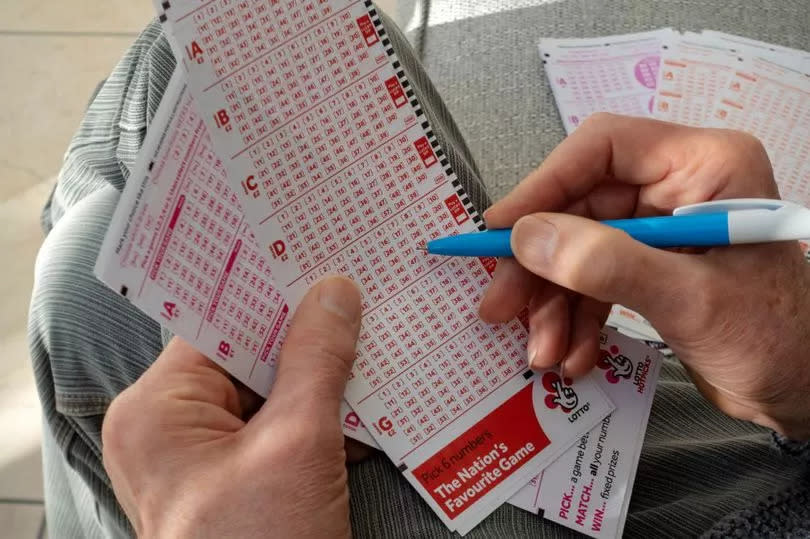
[{"x1": 467, "y1": 114, "x2": 810, "y2": 440}]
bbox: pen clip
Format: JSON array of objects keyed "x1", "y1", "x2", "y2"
[{"x1": 673, "y1": 197, "x2": 797, "y2": 216}]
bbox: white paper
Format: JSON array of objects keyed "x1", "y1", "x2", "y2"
[{"x1": 539, "y1": 29, "x2": 673, "y2": 133}]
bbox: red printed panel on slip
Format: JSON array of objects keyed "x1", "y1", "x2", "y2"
[{"x1": 159, "y1": 0, "x2": 614, "y2": 532}]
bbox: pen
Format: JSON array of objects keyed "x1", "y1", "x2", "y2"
[{"x1": 424, "y1": 198, "x2": 810, "y2": 256}]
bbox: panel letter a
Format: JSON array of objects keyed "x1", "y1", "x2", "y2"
[{"x1": 186, "y1": 41, "x2": 204, "y2": 63}]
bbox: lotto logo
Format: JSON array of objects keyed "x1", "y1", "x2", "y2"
[
  {"x1": 542, "y1": 372, "x2": 578, "y2": 413},
  {"x1": 385, "y1": 76, "x2": 407, "y2": 108},
  {"x1": 214, "y1": 109, "x2": 232, "y2": 132},
  {"x1": 414, "y1": 136, "x2": 437, "y2": 168},
  {"x1": 356, "y1": 15, "x2": 379, "y2": 46},
  {"x1": 596, "y1": 345, "x2": 633, "y2": 384},
  {"x1": 270, "y1": 240, "x2": 288, "y2": 261}
]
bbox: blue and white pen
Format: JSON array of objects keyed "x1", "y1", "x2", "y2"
[{"x1": 424, "y1": 198, "x2": 810, "y2": 256}]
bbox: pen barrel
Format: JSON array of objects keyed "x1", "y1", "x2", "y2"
[{"x1": 602, "y1": 213, "x2": 730, "y2": 247}]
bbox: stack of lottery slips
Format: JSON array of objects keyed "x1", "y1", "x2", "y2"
[
  {"x1": 93, "y1": 1, "x2": 672, "y2": 535},
  {"x1": 539, "y1": 29, "x2": 810, "y2": 346}
]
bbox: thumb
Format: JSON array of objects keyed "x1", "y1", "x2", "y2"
[
  {"x1": 511, "y1": 213, "x2": 702, "y2": 316},
  {"x1": 262, "y1": 276, "x2": 362, "y2": 421}
]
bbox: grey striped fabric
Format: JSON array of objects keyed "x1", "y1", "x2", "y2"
[{"x1": 29, "y1": 6, "x2": 808, "y2": 539}]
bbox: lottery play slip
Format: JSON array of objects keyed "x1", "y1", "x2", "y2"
[
  {"x1": 508, "y1": 331, "x2": 663, "y2": 539},
  {"x1": 94, "y1": 71, "x2": 378, "y2": 447},
  {"x1": 95, "y1": 0, "x2": 622, "y2": 534}
]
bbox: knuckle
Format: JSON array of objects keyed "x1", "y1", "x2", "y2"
[
  {"x1": 582, "y1": 112, "x2": 615, "y2": 130},
  {"x1": 578, "y1": 112, "x2": 616, "y2": 138},
  {"x1": 712, "y1": 130, "x2": 777, "y2": 196},
  {"x1": 557, "y1": 227, "x2": 621, "y2": 300}
]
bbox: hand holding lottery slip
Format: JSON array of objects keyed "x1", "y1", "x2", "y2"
[
  {"x1": 97, "y1": 0, "x2": 619, "y2": 534},
  {"x1": 94, "y1": 4, "x2": 810, "y2": 536}
]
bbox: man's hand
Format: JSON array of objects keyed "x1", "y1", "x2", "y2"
[
  {"x1": 480, "y1": 113, "x2": 810, "y2": 440},
  {"x1": 102, "y1": 276, "x2": 363, "y2": 537}
]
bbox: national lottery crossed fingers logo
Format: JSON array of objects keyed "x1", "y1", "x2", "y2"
[
  {"x1": 541, "y1": 372, "x2": 579, "y2": 412},
  {"x1": 596, "y1": 338, "x2": 655, "y2": 395},
  {"x1": 596, "y1": 345, "x2": 634, "y2": 384}
]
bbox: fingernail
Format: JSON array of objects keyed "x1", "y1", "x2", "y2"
[
  {"x1": 527, "y1": 332, "x2": 540, "y2": 370},
  {"x1": 318, "y1": 276, "x2": 362, "y2": 322},
  {"x1": 512, "y1": 216, "x2": 557, "y2": 272}
]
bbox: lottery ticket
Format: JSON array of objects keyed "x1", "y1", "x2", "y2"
[
  {"x1": 95, "y1": 68, "x2": 382, "y2": 445},
  {"x1": 155, "y1": 0, "x2": 614, "y2": 533},
  {"x1": 709, "y1": 55, "x2": 810, "y2": 207},
  {"x1": 702, "y1": 30, "x2": 810, "y2": 72},
  {"x1": 95, "y1": 72, "x2": 289, "y2": 396},
  {"x1": 517, "y1": 329, "x2": 663, "y2": 539},
  {"x1": 539, "y1": 29, "x2": 673, "y2": 134},
  {"x1": 653, "y1": 32, "x2": 739, "y2": 127}
]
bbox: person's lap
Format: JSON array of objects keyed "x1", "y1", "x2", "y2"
[{"x1": 29, "y1": 10, "x2": 807, "y2": 539}]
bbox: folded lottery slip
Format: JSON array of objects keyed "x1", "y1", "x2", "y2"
[
  {"x1": 95, "y1": 69, "x2": 378, "y2": 445},
  {"x1": 653, "y1": 32, "x2": 740, "y2": 127},
  {"x1": 539, "y1": 29, "x2": 673, "y2": 134},
  {"x1": 154, "y1": 0, "x2": 615, "y2": 532},
  {"x1": 509, "y1": 329, "x2": 664, "y2": 538},
  {"x1": 709, "y1": 55, "x2": 810, "y2": 208}
]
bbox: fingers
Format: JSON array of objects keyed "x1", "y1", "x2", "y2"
[
  {"x1": 479, "y1": 258, "x2": 536, "y2": 323},
  {"x1": 525, "y1": 284, "x2": 570, "y2": 371},
  {"x1": 562, "y1": 297, "x2": 611, "y2": 378},
  {"x1": 485, "y1": 115, "x2": 779, "y2": 228},
  {"x1": 510, "y1": 212, "x2": 702, "y2": 318},
  {"x1": 262, "y1": 276, "x2": 362, "y2": 421},
  {"x1": 485, "y1": 114, "x2": 683, "y2": 227}
]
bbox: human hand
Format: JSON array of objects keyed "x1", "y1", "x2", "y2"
[
  {"x1": 480, "y1": 113, "x2": 810, "y2": 440},
  {"x1": 102, "y1": 277, "x2": 365, "y2": 537}
]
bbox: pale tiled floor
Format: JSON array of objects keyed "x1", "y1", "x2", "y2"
[
  {"x1": 0, "y1": 1, "x2": 404, "y2": 537},
  {"x1": 0, "y1": 2, "x2": 154, "y2": 536}
]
